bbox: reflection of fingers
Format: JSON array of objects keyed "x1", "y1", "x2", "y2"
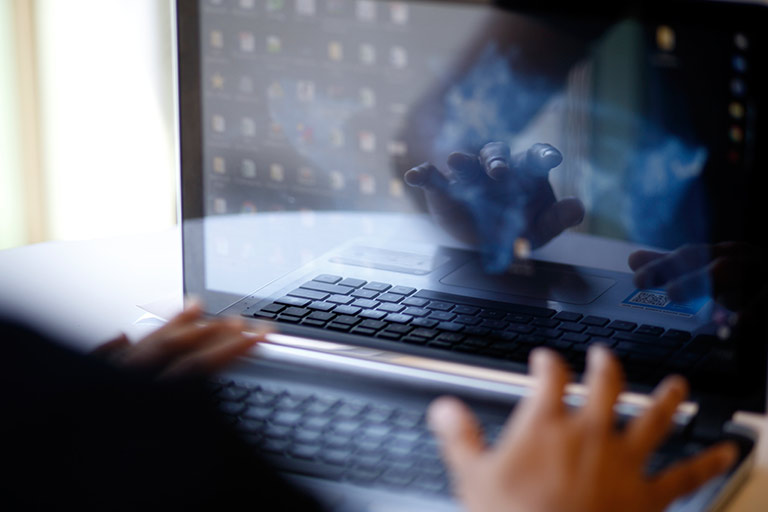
[
  {"x1": 531, "y1": 198, "x2": 585, "y2": 247},
  {"x1": 628, "y1": 250, "x2": 666, "y2": 272},
  {"x1": 404, "y1": 162, "x2": 450, "y2": 192},
  {"x1": 524, "y1": 143, "x2": 563, "y2": 174},
  {"x1": 650, "y1": 442, "x2": 738, "y2": 509},
  {"x1": 427, "y1": 396, "x2": 485, "y2": 478},
  {"x1": 624, "y1": 375, "x2": 687, "y2": 461},
  {"x1": 479, "y1": 141, "x2": 512, "y2": 180},
  {"x1": 446, "y1": 152, "x2": 483, "y2": 183},
  {"x1": 527, "y1": 348, "x2": 569, "y2": 418},
  {"x1": 633, "y1": 244, "x2": 712, "y2": 289},
  {"x1": 581, "y1": 346, "x2": 623, "y2": 433},
  {"x1": 160, "y1": 328, "x2": 262, "y2": 378}
]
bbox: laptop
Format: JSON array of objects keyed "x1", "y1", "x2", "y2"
[{"x1": 175, "y1": 0, "x2": 767, "y2": 509}]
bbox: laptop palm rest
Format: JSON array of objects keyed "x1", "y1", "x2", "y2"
[{"x1": 439, "y1": 258, "x2": 616, "y2": 305}]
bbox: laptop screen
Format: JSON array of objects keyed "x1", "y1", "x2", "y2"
[{"x1": 178, "y1": 0, "x2": 767, "y2": 407}]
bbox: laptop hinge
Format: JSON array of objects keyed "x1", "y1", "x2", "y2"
[{"x1": 686, "y1": 395, "x2": 736, "y2": 442}]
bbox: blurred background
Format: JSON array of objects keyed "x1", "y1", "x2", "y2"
[{"x1": 0, "y1": 0, "x2": 175, "y2": 250}]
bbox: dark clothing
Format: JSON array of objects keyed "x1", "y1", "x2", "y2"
[{"x1": 0, "y1": 319, "x2": 320, "y2": 511}]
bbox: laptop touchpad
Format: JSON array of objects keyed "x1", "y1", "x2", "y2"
[{"x1": 440, "y1": 258, "x2": 616, "y2": 305}]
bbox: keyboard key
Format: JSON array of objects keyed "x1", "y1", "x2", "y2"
[
  {"x1": 402, "y1": 336, "x2": 429, "y2": 345},
  {"x1": 218, "y1": 385, "x2": 249, "y2": 401},
  {"x1": 390, "y1": 286, "x2": 416, "y2": 296},
  {"x1": 359, "y1": 319, "x2": 387, "y2": 330},
  {"x1": 378, "y1": 331, "x2": 402, "y2": 340},
  {"x1": 283, "y1": 307, "x2": 311, "y2": 317},
  {"x1": 585, "y1": 327, "x2": 613, "y2": 338},
  {"x1": 411, "y1": 317, "x2": 439, "y2": 328},
  {"x1": 402, "y1": 307, "x2": 430, "y2": 317},
  {"x1": 307, "y1": 311, "x2": 336, "y2": 322},
  {"x1": 327, "y1": 322, "x2": 351, "y2": 332},
  {"x1": 663, "y1": 329, "x2": 691, "y2": 341},
  {"x1": 608, "y1": 320, "x2": 637, "y2": 332},
  {"x1": 378, "y1": 293, "x2": 404, "y2": 303},
  {"x1": 478, "y1": 309, "x2": 507, "y2": 320},
  {"x1": 410, "y1": 328, "x2": 439, "y2": 339},
  {"x1": 453, "y1": 305, "x2": 479, "y2": 315},
  {"x1": 363, "y1": 282, "x2": 392, "y2": 292},
  {"x1": 429, "y1": 311, "x2": 455, "y2": 321},
  {"x1": 463, "y1": 326, "x2": 490, "y2": 336},
  {"x1": 426, "y1": 301, "x2": 453, "y2": 311},
  {"x1": 455, "y1": 315, "x2": 482, "y2": 325},
  {"x1": 307, "y1": 301, "x2": 335, "y2": 312},
  {"x1": 302, "y1": 319, "x2": 326, "y2": 328},
  {"x1": 535, "y1": 328, "x2": 562, "y2": 339},
  {"x1": 559, "y1": 322, "x2": 586, "y2": 333},
  {"x1": 636, "y1": 325, "x2": 665, "y2": 336},
  {"x1": 532, "y1": 318, "x2": 560, "y2": 328},
  {"x1": 253, "y1": 312, "x2": 276, "y2": 319},
  {"x1": 436, "y1": 332, "x2": 464, "y2": 344},
  {"x1": 581, "y1": 315, "x2": 610, "y2": 327},
  {"x1": 338, "y1": 278, "x2": 366, "y2": 288},
  {"x1": 288, "y1": 288, "x2": 329, "y2": 301},
  {"x1": 359, "y1": 309, "x2": 387, "y2": 320},
  {"x1": 352, "y1": 327, "x2": 376, "y2": 336},
  {"x1": 561, "y1": 333, "x2": 590, "y2": 344},
  {"x1": 326, "y1": 294, "x2": 354, "y2": 305},
  {"x1": 402, "y1": 297, "x2": 429, "y2": 307},
  {"x1": 261, "y1": 303, "x2": 285, "y2": 314},
  {"x1": 351, "y1": 299, "x2": 379, "y2": 309},
  {"x1": 378, "y1": 303, "x2": 405, "y2": 313},
  {"x1": 385, "y1": 314, "x2": 413, "y2": 324},
  {"x1": 277, "y1": 315, "x2": 301, "y2": 324},
  {"x1": 437, "y1": 321, "x2": 463, "y2": 332},
  {"x1": 506, "y1": 313, "x2": 533, "y2": 324},
  {"x1": 276, "y1": 296, "x2": 311, "y2": 307},
  {"x1": 554, "y1": 311, "x2": 582, "y2": 322},
  {"x1": 273, "y1": 411, "x2": 303, "y2": 426},
  {"x1": 333, "y1": 305, "x2": 362, "y2": 316},
  {"x1": 507, "y1": 323, "x2": 535, "y2": 334},
  {"x1": 481, "y1": 319, "x2": 508, "y2": 330},
  {"x1": 351, "y1": 289, "x2": 379, "y2": 299},
  {"x1": 334, "y1": 315, "x2": 361, "y2": 326},
  {"x1": 314, "y1": 274, "x2": 342, "y2": 284}
]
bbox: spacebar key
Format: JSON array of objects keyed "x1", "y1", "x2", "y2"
[
  {"x1": 265, "y1": 456, "x2": 345, "y2": 481},
  {"x1": 415, "y1": 289, "x2": 556, "y2": 318}
]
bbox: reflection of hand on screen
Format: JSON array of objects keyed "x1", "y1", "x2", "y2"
[
  {"x1": 405, "y1": 142, "x2": 584, "y2": 272},
  {"x1": 629, "y1": 242, "x2": 767, "y2": 311}
]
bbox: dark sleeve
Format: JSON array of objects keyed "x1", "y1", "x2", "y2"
[{"x1": 0, "y1": 319, "x2": 322, "y2": 511}]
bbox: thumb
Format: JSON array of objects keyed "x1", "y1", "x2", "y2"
[{"x1": 428, "y1": 396, "x2": 486, "y2": 476}]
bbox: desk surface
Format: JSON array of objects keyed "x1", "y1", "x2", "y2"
[{"x1": 0, "y1": 227, "x2": 765, "y2": 510}]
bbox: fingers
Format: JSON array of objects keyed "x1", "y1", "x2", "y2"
[
  {"x1": 530, "y1": 197, "x2": 585, "y2": 247},
  {"x1": 428, "y1": 396, "x2": 486, "y2": 476},
  {"x1": 628, "y1": 250, "x2": 666, "y2": 272},
  {"x1": 650, "y1": 442, "x2": 739, "y2": 508},
  {"x1": 479, "y1": 141, "x2": 513, "y2": 180},
  {"x1": 404, "y1": 162, "x2": 451, "y2": 192},
  {"x1": 160, "y1": 321, "x2": 265, "y2": 378},
  {"x1": 581, "y1": 346, "x2": 624, "y2": 433},
  {"x1": 446, "y1": 152, "x2": 484, "y2": 184},
  {"x1": 633, "y1": 244, "x2": 712, "y2": 290},
  {"x1": 624, "y1": 375, "x2": 688, "y2": 461},
  {"x1": 526, "y1": 348, "x2": 570, "y2": 418},
  {"x1": 90, "y1": 333, "x2": 131, "y2": 358}
]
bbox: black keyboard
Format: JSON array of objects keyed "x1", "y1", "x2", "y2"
[
  {"x1": 213, "y1": 377, "x2": 708, "y2": 498},
  {"x1": 245, "y1": 274, "x2": 726, "y2": 383},
  {"x1": 214, "y1": 378, "x2": 454, "y2": 496}
]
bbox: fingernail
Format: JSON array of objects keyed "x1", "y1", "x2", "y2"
[
  {"x1": 531, "y1": 348, "x2": 550, "y2": 372},
  {"x1": 665, "y1": 375, "x2": 688, "y2": 399},
  {"x1": 427, "y1": 397, "x2": 462, "y2": 432},
  {"x1": 588, "y1": 344, "x2": 609, "y2": 364},
  {"x1": 489, "y1": 159, "x2": 507, "y2": 172}
]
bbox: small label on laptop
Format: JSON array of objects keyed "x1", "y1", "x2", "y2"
[{"x1": 620, "y1": 288, "x2": 708, "y2": 317}]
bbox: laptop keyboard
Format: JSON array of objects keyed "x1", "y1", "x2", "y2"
[
  {"x1": 213, "y1": 378, "x2": 703, "y2": 498},
  {"x1": 245, "y1": 274, "x2": 719, "y2": 383}
]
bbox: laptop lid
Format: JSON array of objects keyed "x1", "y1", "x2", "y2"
[{"x1": 176, "y1": 0, "x2": 768, "y2": 413}]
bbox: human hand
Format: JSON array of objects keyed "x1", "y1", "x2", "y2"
[
  {"x1": 629, "y1": 242, "x2": 767, "y2": 311},
  {"x1": 428, "y1": 346, "x2": 738, "y2": 512},
  {"x1": 404, "y1": 142, "x2": 584, "y2": 272},
  {"x1": 92, "y1": 302, "x2": 264, "y2": 379}
]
